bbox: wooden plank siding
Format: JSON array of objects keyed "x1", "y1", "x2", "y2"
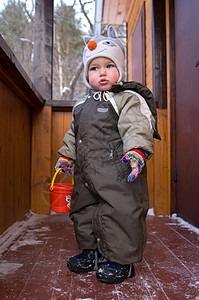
[
  {"x1": 0, "y1": 78, "x2": 31, "y2": 234},
  {"x1": 31, "y1": 106, "x2": 52, "y2": 215},
  {"x1": 30, "y1": 107, "x2": 73, "y2": 215},
  {"x1": 0, "y1": 33, "x2": 74, "y2": 229},
  {"x1": 0, "y1": 35, "x2": 45, "y2": 233},
  {"x1": 51, "y1": 109, "x2": 73, "y2": 185},
  {"x1": 102, "y1": 0, "x2": 128, "y2": 25},
  {"x1": 102, "y1": 0, "x2": 171, "y2": 215}
]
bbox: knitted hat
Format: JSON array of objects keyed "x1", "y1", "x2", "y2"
[{"x1": 82, "y1": 26, "x2": 125, "y2": 89}]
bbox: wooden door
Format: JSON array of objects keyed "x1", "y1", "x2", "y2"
[{"x1": 175, "y1": 0, "x2": 199, "y2": 227}]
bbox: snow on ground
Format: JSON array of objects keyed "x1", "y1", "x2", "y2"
[
  {"x1": 170, "y1": 213, "x2": 199, "y2": 235},
  {"x1": 0, "y1": 260, "x2": 23, "y2": 275},
  {"x1": 0, "y1": 211, "x2": 49, "y2": 256},
  {"x1": 148, "y1": 208, "x2": 199, "y2": 236},
  {"x1": 147, "y1": 208, "x2": 155, "y2": 216}
]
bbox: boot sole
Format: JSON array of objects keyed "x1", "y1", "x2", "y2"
[
  {"x1": 67, "y1": 261, "x2": 95, "y2": 273},
  {"x1": 96, "y1": 265, "x2": 135, "y2": 284}
]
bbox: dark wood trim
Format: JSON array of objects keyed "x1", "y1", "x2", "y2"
[
  {"x1": 46, "y1": 100, "x2": 76, "y2": 110},
  {"x1": 151, "y1": 0, "x2": 167, "y2": 108},
  {"x1": 0, "y1": 35, "x2": 44, "y2": 107},
  {"x1": 169, "y1": 0, "x2": 176, "y2": 214},
  {"x1": 141, "y1": 3, "x2": 145, "y2": 85}
]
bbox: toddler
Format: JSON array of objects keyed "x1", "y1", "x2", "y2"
[{"x1": 55, "y1": 26, "x2": 160, "y2": 284}]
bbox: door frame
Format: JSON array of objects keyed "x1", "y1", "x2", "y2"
[{"x1": 168, "y1": 0, "x2": 177, "y2": 214}]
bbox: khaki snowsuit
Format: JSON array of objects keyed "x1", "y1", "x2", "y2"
[{"x1": 59, "y1": 82, "x2": 158, "y2": 265}]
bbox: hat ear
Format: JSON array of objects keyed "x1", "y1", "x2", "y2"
[
  {"x1": 108, "y1": 26, "x2": 117, "y2": 38},
  {"x1": 83, "y1": 36, "x2": 92, "y2": 45}
]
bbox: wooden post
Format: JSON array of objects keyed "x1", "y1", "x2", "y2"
[
  {"x1": 31, "y1": 0, "x2": 54, "y2": 214},
  {"x1": 31, "y1": 106, "x2": 52, "y2": 214}
]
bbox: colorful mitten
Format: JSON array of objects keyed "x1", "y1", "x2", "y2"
[
  {"x1": 122, "y1": 149, "x2": 145, "y2": 182},
  {"x1": 55, "y1": 156, "x2": 73, "y2": 176}
]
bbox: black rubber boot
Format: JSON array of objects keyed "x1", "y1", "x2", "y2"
[
  {"x1": 67, "y1": 249, "x2": 106, "y2": 273},
  {"x1": 96, "y1": 261, "x2": 135, "y2": 284}
]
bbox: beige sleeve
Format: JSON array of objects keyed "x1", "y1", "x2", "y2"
[
  {"x1": 58, "y1": 117, "x2": 76, "y2": 161},
  {"x1": 116, "y1": 91, "x2": 154, "y2": 158}
]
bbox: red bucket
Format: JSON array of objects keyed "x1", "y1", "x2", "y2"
[{"x1": 48, "y1": 168, "x2": 74, "y2": 213}]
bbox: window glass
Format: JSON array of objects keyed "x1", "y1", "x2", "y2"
[
  {"x1": 0, "y1": 0, "x2": 95, "y2": 100},
  {"x1": 53, "y1": 0, "x2": 95, "y2": 100},
  {"x1": 0, "y1": 0, "x2": 34, "y2": 78}
]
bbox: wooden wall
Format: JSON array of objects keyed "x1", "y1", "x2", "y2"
[
  {"x1": 51, "y1": 109, "x2": 73, "y2": 180},
  {"x1": 31, "y1": 106, "x2": 52, "y2": 215},
  {"x1": 0, "y1": 35, "x2": 44, "y2": 234},
  {"x1": 0, "y1": 34, "x2": 74, "y2": 229},
  {"x1": 31, "y1": 107, "x2": 73, "y2": 215},
  {"x1": 0, "y1": 80, "x2": 31, "y2": 233},
  {"x1": 126, "y1": 0, "x2": 170, "y2": 215},
  {"x1": 102, "y1": 0, "x2": 128, "y2": 24}
]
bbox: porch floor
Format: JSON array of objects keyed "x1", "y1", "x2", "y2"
[{"x1": 0, "y1": 212, "x2": 199, "y2": 300}]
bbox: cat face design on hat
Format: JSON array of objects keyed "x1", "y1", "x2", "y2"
[{"x1": 83, "y1": 26, "x2": 125, "y2": 89}]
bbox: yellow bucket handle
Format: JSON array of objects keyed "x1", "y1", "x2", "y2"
[{"x1": 50, "y1": 168, "x2": 74, "y2": 191}]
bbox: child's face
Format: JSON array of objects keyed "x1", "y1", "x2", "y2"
[{"x1": 88, "y1": 57, "x2": 120, "y2": 91}]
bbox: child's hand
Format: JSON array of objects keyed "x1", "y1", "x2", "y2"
[
  {"x1": 122, "y1": 149, "x2": 145, "y2": 182},
  {"x1": 55, "y1": 156, "x2": 73, "y2": 176}
]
